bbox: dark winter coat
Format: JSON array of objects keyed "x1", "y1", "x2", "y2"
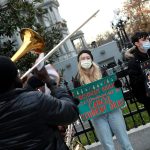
[
  {"x1": 0, "y1": 87, "x2": 79, "y2": 150},
  {"x1": 127, "y1": 48, "x2": 150, "y2": 102}
]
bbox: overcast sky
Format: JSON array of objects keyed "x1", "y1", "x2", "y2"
[{"x1": 58, "y1": 0, "x2": 124, "y2": 43}]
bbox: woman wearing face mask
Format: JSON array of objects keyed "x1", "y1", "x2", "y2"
[
  {"x1": 125, "y1": 31, "x2": 150, "y2": 116},
  {"x1": 73, "y1": 50, "x2": 133, "y2": 150}
]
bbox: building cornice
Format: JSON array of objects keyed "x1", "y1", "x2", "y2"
[{"x1": 37, "y1": 0, "x2": 59, "y2": 8}]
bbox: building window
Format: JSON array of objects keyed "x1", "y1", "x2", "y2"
[{"x1": 50, "y1": 7, "x2": 53, "y2": 12}]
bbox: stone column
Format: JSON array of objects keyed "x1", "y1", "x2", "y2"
[{"x1": 47, "y1": 8, "x2": 54, "y2": 24}]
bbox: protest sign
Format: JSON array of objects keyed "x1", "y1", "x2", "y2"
[
  {"x1": 141, "y1": 59, "x2": 150, "y2": 97},
  {"x1": 71, "y1": 74, "x2": 125, "y2": 121}
]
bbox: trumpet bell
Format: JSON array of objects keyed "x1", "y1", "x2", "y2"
[{"x1": 11, "y1": 28, "x2": 44, "y2": 62}]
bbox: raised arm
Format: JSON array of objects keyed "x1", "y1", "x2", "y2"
[{"x1": 39, "y1": 87, "x2": 79, "y2": 126}]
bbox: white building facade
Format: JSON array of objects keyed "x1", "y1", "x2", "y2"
[
  {"x1": 35, "y1": 0, "x2": 77, "y2": 61},
  {"x1": 0, "y1": 0, "x2": 123, "y2": 88}
]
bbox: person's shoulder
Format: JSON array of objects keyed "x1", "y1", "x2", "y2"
[
  {"x1": 128, "y1": 57, "x2": 136, "y2": 63},
  {"x1": 127, "y1": 55, "x2": 141, "y2": 71},
  {"x1": 127, "y1": 56, "x2": 137, "y2": 65},
  {"x1": 19, "y1": 90, "x2": 45, "y2": 104},
  {"x1": 21, "y1": 90, "x2": 42, "y2": 96}
]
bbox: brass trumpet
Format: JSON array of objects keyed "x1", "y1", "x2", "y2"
[{"x1": 11, "y1": 28, "x2": 44, "y2": 62}]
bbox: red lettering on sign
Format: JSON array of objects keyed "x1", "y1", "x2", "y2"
[
  {"x1": 94, "y1": 101, "x2": 97, "y2": 108},
  {"x1": 102, "y1": 87, "x2": 105, "y2": 91},
  {"x1": 110, "y1": 102, "x2": 117, "y2": 110},
  {"x1": 116, "y1": 88, "x2": 120, "y2": 92},
  {"x1": 81, "y1": 114, "x2": 86, "y2": 121},
  {"x1": 107, "y1": 96, "x2": 112, "y2": 104},
  {"x1": 92, "y1": 110, "x2": 95, "y2": 116},
  {"x1": 118, "y1": 100, "x2": 121, "y2": 106},
  {"x1": 102, "y1": 83, "x2": 114, "y2": 92},
  {"x1": 117, "y1": 99, "x2": 124, "y2": 106},
  {"x1": 88, "y1": 112, "x2": 92, "y2": 119},
  {"x1": 78, "y1": 95, "x2": 83, "y2": 100},
  {"x1": 85, "y1": 112, "x2": 89, "y2": 120},
  {"x1": 94, "y1": 100, "x2": 103, "y2": 108},
  {"x1": 92, "y1": 109, "x2": 98, "y2": 116},
  {"x1": 98, "y1": 100, "x2": 103, "y2": 105},
  {"x1": 99, "y1": 106, "x2": 106, "y2": 113}
]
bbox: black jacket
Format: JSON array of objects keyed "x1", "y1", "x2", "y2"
[
  {"x1": 127, "y1": 48, "x2": 150, "y2": 102},
  {"x1": 0, "y1": 87, "x2": 79, "y2": 150}
]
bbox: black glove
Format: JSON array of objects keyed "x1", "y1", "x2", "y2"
[
  {"x1": 114, "y1": 79, "x2": 122, "y2": 88},
  {"x1": 27, "y1": 76, "x2": 44, "y2": 89},
  {"x1": 72, "y1": 97, "x2": 80, "y2": 105}
]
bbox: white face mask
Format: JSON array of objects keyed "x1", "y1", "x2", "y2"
[
  {"x1": 80, "y1": 59, "x2": 92, "y2": 69},
  {"x1": 142, "y1": 41, "x2": 150, "y2": 53}
]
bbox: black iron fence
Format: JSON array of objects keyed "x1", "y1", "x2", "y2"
[{"x1": 65, "y1": 67, "x2": 150, "y2": 146}]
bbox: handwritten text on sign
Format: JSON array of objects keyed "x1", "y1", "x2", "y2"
[{"x1": 71, "y1": 74, "x2": 125, "y2": 121}]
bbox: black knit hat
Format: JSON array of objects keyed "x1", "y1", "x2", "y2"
[
  {"x1": 77, "y1": 50, "x2": 93, "y2": 62},
  {"x1": 0, "y1": 56, "x2": 18, "y2": 93},
  {"x1": 131, "y1": 32, "x2": 149, "y2": 44}
]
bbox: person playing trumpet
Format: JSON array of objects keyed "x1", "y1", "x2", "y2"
[{"x1": 0, "y1": 56, "x2": 79, "y2": 150}]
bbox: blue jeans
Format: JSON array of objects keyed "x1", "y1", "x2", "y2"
[{"x1": 91, "y1": 109, "x2": 133, "y2": 150}]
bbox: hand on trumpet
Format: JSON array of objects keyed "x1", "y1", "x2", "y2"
[
  {"x1": 24, "y1": 53, "x2": 60, "y2": 95},
  {"x1": 34, "y1": 53, "x2": 60, "y2": 86},
  {"x1": 33, "y1": 67, "x2": 57, "y2": 88}
]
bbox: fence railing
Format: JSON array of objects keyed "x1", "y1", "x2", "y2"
[{"x1": 65, "y1": 67, "x2": 150, "y2": 146}]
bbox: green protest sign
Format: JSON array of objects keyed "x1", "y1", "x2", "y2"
[{"x1": 71, "y1": 74, "x2": 125, "y2": 121}]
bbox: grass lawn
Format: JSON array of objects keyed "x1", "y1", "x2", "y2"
[{"x1": 122, "y1": 102, "x2": 150, "y2": 129}]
